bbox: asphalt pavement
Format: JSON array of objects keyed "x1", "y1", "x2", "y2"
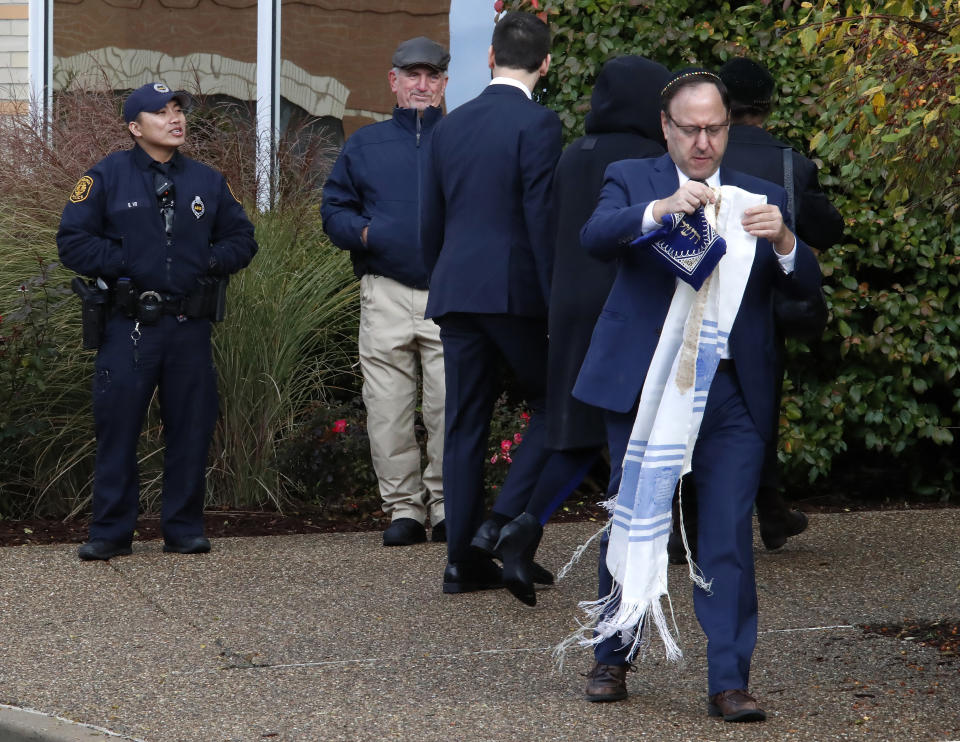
[{"x1": 1, "y1": 510, "x2": 958, "y2": 741}]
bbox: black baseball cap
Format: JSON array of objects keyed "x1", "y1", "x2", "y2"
[
  {"x1": 718, "y1": 58, "x2": 775, "y2": 108},
  {"x1": 391, "y1": 37, "x2": 450, "y2": 72},
  {"x1": 123, "y1": 83, "x2": 191, "y2": 123}
]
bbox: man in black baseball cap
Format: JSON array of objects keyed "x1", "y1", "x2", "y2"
[{"x1": 123, "y1": 82, "x2": 191, "y2": 124}]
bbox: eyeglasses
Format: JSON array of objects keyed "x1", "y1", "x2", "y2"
[{"x1": 667, "y1": 114, "x2": 729, "y2": 138}]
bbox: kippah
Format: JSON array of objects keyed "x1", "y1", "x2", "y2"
[{"x1": 660, "y1": 67, "x2": 722, "y2": 97}]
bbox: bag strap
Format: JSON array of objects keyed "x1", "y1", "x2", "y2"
[{"x1": 782, "y1": 147, "x2": 796, "y2": 231}]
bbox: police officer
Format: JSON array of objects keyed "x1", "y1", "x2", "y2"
[{"x1": 57, "y1": 82, "x2": 258, "y2": 561}]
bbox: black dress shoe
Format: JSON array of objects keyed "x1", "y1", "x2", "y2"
[
  {"x1": 78, "y1": 540, "x2": 132, "y2": 561},
  {"x1": 470, "y1": 518, "x2": 501, "y2": 556},
  {"x1": 471, "y1": 518, "x2": 553, "y2": 584},
  {"x1": 758, "y1": 508, "x2": 808, "y2": 550},
  {"x1": 383, "y1": 518, "x2": 427, "y2": 546},
  {"x1": 430, "y1": 520, "x2": 446, "y2": 543},
  {"x1": 442, "y1": 557, "x2": 503, "y2": 594},
  {"x1": 163, "y1": 536, "x2": 211, "y2": 554},
  {"x1": 496, "y1": 513, "x2": 544, "y2": 607},
  {"x1": 530, "y1": 561, "x2": 554, "y2": 585}
]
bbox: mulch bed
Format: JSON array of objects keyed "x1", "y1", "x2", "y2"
[
  {"x1": 862, "y1": 620, "x2": 960, "y2": 658},
  {"x1": 0, "y1": 495, "x2": 952, "y2": 549}
]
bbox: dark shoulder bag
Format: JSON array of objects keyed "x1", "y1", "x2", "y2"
[{"x1": 773, "y1": 147, "x2": 828, "y2": 341}]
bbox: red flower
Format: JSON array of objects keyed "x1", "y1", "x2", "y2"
[
  {"x1": 513, "y1": 433, "x2": 523, "y2": 445},
  {"x1": 500, "y1": 439, "x2": 512, "y2": 453},
  {"x1": 530, "y1": 0, "x2": 539, "y2": 7},
  {"x1": 494, "y1": 0, "x2": 504, "y2": 11},
  {"x1": 520, "y1": 411, "x2": 531, "y2": 422},
  {"x1": 490, "y1": 454, "x2": 499, "y2": 464},
  {"x1": 331, "y1": 419, "x2": 347, "y2": 433}
]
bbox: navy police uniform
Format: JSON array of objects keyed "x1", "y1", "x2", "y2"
[{"x1": 58, "y1": 138, "x2": 257, "y2": 550}]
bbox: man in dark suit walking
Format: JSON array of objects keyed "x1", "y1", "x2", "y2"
[
  {"x1": 421, "y1": 11, "x2": 563, "y2": 598},
  {"x1": 572, "y1": 69, "x2": 822, "y2": 720}
]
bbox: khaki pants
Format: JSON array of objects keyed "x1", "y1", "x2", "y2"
[{"x1": 359, "y1": 274, "x2": 445, "y2": 524}]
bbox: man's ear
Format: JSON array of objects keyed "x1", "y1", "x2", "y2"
[
  {"x1": 487, "y1": 45, "x2": 496, "y2": 71},
  {"x1": 388, "y1": 68, "x2": 400, "y2": 95},
  {"x1": 128, "y1": 120, "x2": 141, "y2": 139},
  {"x1": 660, "y1": 110, "x2": 670, "y2": 141},
  {"x1": 539, "y1": 53, "x2": 551, "y2": 77}
]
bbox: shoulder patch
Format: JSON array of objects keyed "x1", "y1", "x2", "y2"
[
  {"x1": 69, "y1": 176, "x2": 94, "y2": 203},
  {"x1": 227, "y1": 182, "x2": 241, "y2": 204}
]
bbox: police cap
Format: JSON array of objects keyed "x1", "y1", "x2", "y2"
[{"x1": 124, "y1": 83, "x2": 191, "y2": 123}]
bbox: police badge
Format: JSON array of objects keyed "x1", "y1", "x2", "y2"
[
  {"x1": 191, "y1": 196, "x2": 205, "y2": 219},
  {"x1": 70, "y1": 176, "x2": 94, "y2": 203}
]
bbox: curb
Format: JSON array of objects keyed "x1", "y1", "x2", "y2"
[{"x1": 0, "y1": 706, "x2": 142, "y2": 742}]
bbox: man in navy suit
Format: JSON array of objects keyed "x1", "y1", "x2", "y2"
[
  {"x1": 421, "y1": 11, "x2": 563, "y2": 597},
  {"x1": 574, "y1": 69, "x2": 822, "y2": 721}
]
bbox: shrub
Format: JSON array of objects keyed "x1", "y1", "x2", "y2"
[{"x1": 497, "y1": 0, "x2": 959, "y2": 502}]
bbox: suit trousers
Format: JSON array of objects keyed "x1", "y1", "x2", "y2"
[
  {"x1": 435, "y1": 312, "x2": 551, "y2": 563},
  {"x1": 359, "y1": 274, "x2": 445, "y2": 525},
  {"x1": 594, "y1": 366, "x2": 766, "y2": 697},
  {"x1": 91, "y1": 313, "x2": 218, "y2": 544}
]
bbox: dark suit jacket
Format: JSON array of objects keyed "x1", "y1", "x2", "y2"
[
  {"x1": 572, "y1": 153, "x2": 823, "y2": 441},
  {"x1": 421, "y1": 84, "x2": 563, "y2": 319},
  {"x1": 723, "y1": 124, "x2": 844, "y2": 250}
]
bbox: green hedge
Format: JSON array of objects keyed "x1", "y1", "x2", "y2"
[{"x1": 501, "y1": 0, "x2": 959, "y2": 500}]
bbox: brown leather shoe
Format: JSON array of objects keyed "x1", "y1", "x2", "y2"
[
  {"x1": 583, "y1": 661, "x2": 630, "y2": 702},
  {"x1": 708, "y1": 689, "x2": 767, "y2": 722}
]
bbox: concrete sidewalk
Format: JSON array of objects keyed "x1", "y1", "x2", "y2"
[{"x1": 0, "y1": 510, "x2": 958, "y2": 741}]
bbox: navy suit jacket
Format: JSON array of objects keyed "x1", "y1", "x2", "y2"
[
  {"x1": 573, "y1": 153, "x2": 823, "y2": 440},
  {"x1": 421, "y1": 84, "x2": 563, "y2": 319}
]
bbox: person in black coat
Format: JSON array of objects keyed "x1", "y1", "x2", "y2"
[{"x1": 722, "y1": 57, "x2": 843, "y2": 549}]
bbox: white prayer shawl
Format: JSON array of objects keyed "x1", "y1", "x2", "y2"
[{"x1": 566, "y1": 185, "x2": 766, "y2": 663}]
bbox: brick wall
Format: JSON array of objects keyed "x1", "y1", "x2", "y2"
[{"x1": 52, "y1": 0, "x2": 450, "y2": 136}]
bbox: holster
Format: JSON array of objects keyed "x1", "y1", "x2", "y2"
[{"x1": 70, "y1": 277, "x2": 107, "y2": 350}]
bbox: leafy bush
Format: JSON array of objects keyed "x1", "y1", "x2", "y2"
[
  {"x1": 274, "y1": 397, "x2": 379, "y2": 512},
  {"x1": 485, "y1": 395, "x2": 531, "y2": 498},
  {"x1": 498, "y1": 0, "x2": 959, "y2": 501}
]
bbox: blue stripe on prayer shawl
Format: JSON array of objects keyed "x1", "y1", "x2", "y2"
[{"x1": 627, "y1": 522, "x2": 673, "y2": 543}]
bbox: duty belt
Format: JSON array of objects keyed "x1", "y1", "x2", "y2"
[{"x1": 110, "y1": 277, "x2": 223, "y2": 324}]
